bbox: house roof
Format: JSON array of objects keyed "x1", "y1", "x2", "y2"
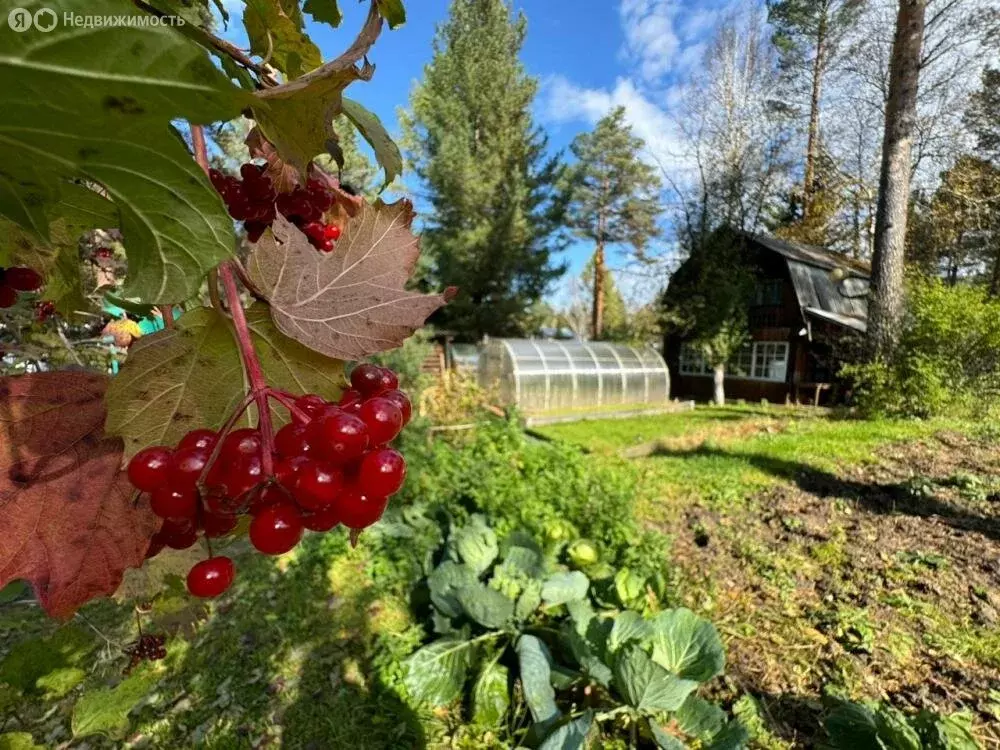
[{"x1": 741, "y1": 232, "x2": 870, "y2": 333}]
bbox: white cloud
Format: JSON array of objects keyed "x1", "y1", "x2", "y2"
[{"x1": 618, "y1": 0, "x2": 727, "y2": 83}]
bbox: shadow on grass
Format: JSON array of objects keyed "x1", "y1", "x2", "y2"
[
  {"x1": 141, "y1": 533, "x2": 425, "y2": 749},
  {"x1": 647, "y1": 444, "x2": 1000, "y2": 543}
]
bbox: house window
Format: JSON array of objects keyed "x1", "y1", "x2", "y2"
[
  {"x1": 754, "y1": 279, "x2": 783, "y2": 306},
  {"x1": 678, "y1": 343, "x2": 711, "y2": 375},
  {"x1": 752, "y1": 342, "x2": 789, "y2": 382},
  {"x1": 678, "y1": 341, "x2": 789, "y2": 382}
]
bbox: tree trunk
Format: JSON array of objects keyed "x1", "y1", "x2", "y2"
[
  {"x1": 868, "y1": 0, "x2": 926, "y2": 361},
  {"x1": 803, "y1": 6, "x2": 829, "y2": 217},
  {"x1": 592, "y1": 244, "x2": 605, "y2": 340},
  {"x1": 712, "y1": 364, "x2": 726, "y2": 406},
  {"x1": 989, "y1": 247, "x2": 1000, "y2": 297}
]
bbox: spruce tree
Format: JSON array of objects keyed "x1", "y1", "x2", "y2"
[
  {"x1": 563, "y1": 107, "x2": 661, "y2": 339},
  {"x1": 402, "y1": 0, "x2": 568, "y2": 340}
]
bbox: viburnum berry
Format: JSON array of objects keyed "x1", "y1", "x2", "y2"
[
  {"x1": 0, "y1": 285, "x2": 17, "y2": 308},
  {"x1": 125, "y1": 633, "x2": 167, "y2": 673},
  {"x1": 220, "y1": 428, "x2": 262, "y2": 462},
  {"x1": 186, "y1": 556, "x2": 235, "y2": 598},
  {"x1": 301, "y1": 504, "x2": 341, "y2": 532},
  {"x1": 223, "y1": 453, "x2": 264, "y2": 498},
  {"x1": 168, "y1": 447, "x2": 209, "y2": 488},
  {"x1": 359, "y1": 397, "x2": 403, "y2": 445},
  {"x1": 310, "y1": 409, "x2": 369, "y2": 464},
  {"x1": 178, "y1": 428, "x2": 217, "y2": 452},
  {"x1": 201, "y1": 511, "x2": 238, "y2": 538},
  {"x1": 249, "y1": 502, "x2": 303, "y2": 555},
  {"x1": 274, "y1": 455, "x2": 310, "y2": 489},
  {"x1": 150, "y1": 485, "x2": 198, "y2": 519},
  {"x1": 377, "y1": 368, "x2": 399, "y2": 392},
  {"x1": 292, "y1": 459, "x2": 343, "y2": 510},
  {"x1": 249, "y1": 484, "x2": 287, "y2": 515},
  {"x1": 381, "y1": 389, "x2": 412, "y2": 425},
  {"x1": 358, "y1": 448, "x2": 407, "y2": 498},
  {"x1": 4, "y1": 266, "x2": 43, "y2": 291},
  {"x1": 350, "y1": 363, "x2": 385, "y2": 396},
  {"x1": 274, "y1": 422, "x2": 313, "y2": 457},
  {"x1": 161, "y1": 519, "x2": 198, "y2": 550},
  {"x1": 338, "y1": 388, "x2": 363, "y2": 409},
  {"x1": 128, "y1": 446, "x2": 173, "y2": 492},
  {"x1": 35, "y1": 301, "x2": 56, "y2": 322},
  {"x1": 338, "y1": 488, "x2": 389, "y2": 530}
]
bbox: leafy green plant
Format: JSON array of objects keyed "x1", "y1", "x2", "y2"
[
  {"x1": 400, "y1": 515, "x2": 746, "y2": 748},
  {"x1": 824, "y1": 698, "x2": 982, "y2": 750}
]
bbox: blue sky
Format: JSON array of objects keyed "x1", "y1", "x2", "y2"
[{"x1": 219, "y1": 0, "x2": 741, "y2": 305}]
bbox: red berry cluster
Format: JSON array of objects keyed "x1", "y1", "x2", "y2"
[
  {"x1": 129, "y1": 364, "x2": 412, "y2": 599},
  {"x1": 124, "y1": 633, "x2": 167, "y2": 673},
  {"x1": 0, "y1": 266, "x2": 43, "y2": 308},
  {"x1": 209, "y1": 164, "x2": 342, "y2": 250},
  {"x1": 35, "y1": 300, "x2": 56, "y2": 322}
]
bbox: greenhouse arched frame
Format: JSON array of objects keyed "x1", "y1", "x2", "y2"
[{"x1": 478, "y1": 338, "x2": 670, "y2": 413}]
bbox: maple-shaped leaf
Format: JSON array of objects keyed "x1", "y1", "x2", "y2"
[
  {"x1": 0, "y1": 373, "x2": 161, "y2": 619},
  {"x1": 246, "y1": 127, "x2": 303, "y2": 194},
  {"x1": 250, "y1": 1, "x2": 384, "y2": 176},
  {"x1": 247, "y1": 203, "x2": 455, "y2": 360}
]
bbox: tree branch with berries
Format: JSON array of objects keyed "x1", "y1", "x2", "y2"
[{"x1": 0, "y1": 0, "x2": 449, "y2": 619}]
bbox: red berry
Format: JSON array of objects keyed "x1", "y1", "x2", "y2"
[
  {"x1": 128, "y1": 446, "x2": 173, "y2": 492},
  {"x1": 223, "y1": 453, "x2": 264, "y2": 498},
  {"x1": 324, "y1": 224, "x2": 341, "y2": 241},
  {"x1": 338, "y1": 389, "x2": 363, "y2": 409},
  {"x1": 274, "y1": 422, "x2": 313, "y2": 457},
  {"x1": 377, "y1": 368, "x2": 399, "y2": 392},
  {"x1": 318, "y1": 239, "x2": 334, "y2": 252},
  {"x1": 203, "y1": 488, "x2": 242, "y2": 516},
  {"x1": 274, "y1": 455, "x2": 310, "y2": 489},
  {"x1": 338, "y1": 488, "x2": 388, "y2": 530},
  {"x1": 150, "y1": 485, "x2": 198, "y2": 520},
  {"x1": 201, "y1": 511, "x2": 238, "y2": 538},
  {"x1": 292, "y1": 460, "x2": 343, "y2": 510},
  {"x1": 4, "y1": 267, "x2": 42, "y2": 291},
  {"x1": 359, "y1": 397, "x2": 403, "y2": 445},
  {"x1": 168, "y1": 448, "x2": 209, "y2": 488},
  {"x1": 35, "y1": 300, "x2": 56, "y2": 322},
  {"x1": 351, "y1": 364, "x2": 385, "y2": 396},
  {"x1": 358, "y1": 448, "x2": 406, "y2": 497},
  {"x1": 0, "y1": 285, "x2": 16, "y2": 308},
  {"x1": 381, "y1": 389, "x2": 412, "y2": 425},
  {"x1": 178, "y1": 429, "x2": 217, "y2": 452},
  {"x1": 302, "y1": 220, "x2": 326, "y2": 240},
  {"x1": 160, "y1": 518, "x2": 198, "y2": 549},
  {"x1": 220, "y1": 428, "x2": 261, "y2": 461},
  {"x1": 293, "y1": 394, "x2": 327, "y2": 423},
  {"x1": 240, "y1": 163, "x2": 264, "y2": 182},
  {"x1": 245, "y1": 221, "x2": 268, "y2": 243},
  {"x1": 186, "y1": 557, "x2": 235, "y2": 598},
  {"x1": 249, "y1": 484, "x2": 288, "y2": 515},
  {"x1": 302, "y1": 504, "x2": 341, "y2": 532},
  {"x1": 208, "y1": 168, "x2": 227, "y2": 191},
  {"x1": 310, "y1": 410, "x2": 369, "y2": 464},
  {"x1": 249, "y1": 502, "x2": 303, "y2": 555}
]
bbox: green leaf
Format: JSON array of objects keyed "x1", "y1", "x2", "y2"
[
  {"x1": 823, "y1": 700, "x2": 881, "y2": 750},
  {"x1": 243, "y1": 0, "x2": 322, "y2": 79},
  {"x1": 452, "y1": 515, "x2": 499, "y2": 575},
  {"x1": 103, "y1": 295, "x2": 158, "y2": 320},
  {"x1": 303, "y1": 0, "x2": 342, "y2": 28},
  {"x1": 515, "y1": 579, "x2": 543, "y2": 622},
  {"x1": 542, "y1": 571, "x2": 589, "y2": 606},
  {"x1": 0, "y1": 733, "x2": 44, "y2": 750},
  {"x1": 706, "y1": 721, "x2": 750, "y2": 750},
  {"x1": 71, "y1": 666, "x2": 160, "y2": 739},
  {"x1": 36, "y1": 667, "x2": 86, "y2": 699},
  {"x1": 403, "y1": 637, "x2": 476, "y2": 706},
  {"x1": 456, "y1": 582, "x2": 515, "y2": 629},
  {"x1": 105, "y1": 305, "x2": 345, "y2": 460},
  {"x1": 562, "y1": 620, "x2": 612, "y2": 687},
  {"x1": 515, "y1": 634, "x2": 559, "y2": 725},
  {"x1": 613, "y1": 646, "x2": 698, "y2": 713},
  {"x1": 675, "y1": 694, "x2": 726, "y2": 741},
  {"x1": 649, "y1": 608, "x2": 725, "y2": 682},
  {"x1": 428, "y1": 561, "x2": 477, "y2": 619},
  {"x1": 0, "y1": 581, "x2": 28, "y2": 604},
  {"x1": 916, "y1": 709, "x2": 981, "y2": 750},
  {"x1": 472, "y1": 659, "x2": 509, "y2": 726},
  {"x1": 376, "y1": 0, "x2": 405, "y2": 28},
  {"x1": 250, "y1": 2, "x2": 384, "y2": 176},
  {"x1": 874, "y1": 705, "x2": 921, "y2": 750},
  {"x1": 539, "y1": 711, "x2": 594, "y2": 750},
  {"x1": 614, "y1": 567, "x2": 647, "y2": 609},
  {"x1": 608, "y1": 610, "x2": 653, "y2": 653},
  {"x1": 0, "y1": 0, "x2": 248, "y2": 303},
  {"x1": 649, "y1": 721, "x2": 687, "y2": 750},
  {"x1": 0, "y1": 627, "x2": 92, "y2": 693},
  {"x1": 503, "y1": 545, "x2": 544, "y2": 578},
  {"x1": 341, "y1": 97, "x2": 402, "y2": 191}
]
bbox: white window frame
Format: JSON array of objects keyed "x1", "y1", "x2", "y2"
[{"x1": 678, "y1": 341, "x2": 789, "y2": 383}]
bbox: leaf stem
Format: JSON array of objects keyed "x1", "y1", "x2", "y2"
[
  {"x1": 218, "y1": 261, "x2": 274, "y2": 476},
  {"x1": 266, "y1": 390, "x2": 311, "y2": 424}
]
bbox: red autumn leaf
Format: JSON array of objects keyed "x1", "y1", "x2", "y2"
[
  {"x1": 246, "y1": 127, "x2": 302, "y2": 194},
  {"x1": 247, "y1": 201, "x2": 456, "y2": 360},
  {"x1": 0, "y1": 372, "x2": 161, "y2": 618}
]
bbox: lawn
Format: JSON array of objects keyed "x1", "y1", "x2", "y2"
[{"x1": 2, "y1": 407, "x2": 998, "y2": 748}]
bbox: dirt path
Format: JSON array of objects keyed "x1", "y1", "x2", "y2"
[{"x1": 662, "y1": 431, "x2": 1000, "y2": 748}]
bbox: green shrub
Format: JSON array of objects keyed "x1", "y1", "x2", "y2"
[
  {"x1": 844, "y1": 277, "x2": 1000, "y2": 418},
  {"x1": 823, "y1": 697, "x2": 981, "y2": 749}
]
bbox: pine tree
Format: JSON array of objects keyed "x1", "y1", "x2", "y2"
[
  {"x1": 563, "y1": 107, "x2": 661, "y2": 339},
  {"x1": 965, "y1": 67, "x2": 1000, "y2": 165},
  {"x1": 402, "y1": 0, "x2": 568, "y2": 340},
  {"x1": 767, "y1": 0, "x2": 864, "y2": 221}
]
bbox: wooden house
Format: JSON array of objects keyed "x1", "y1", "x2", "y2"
[{"x1": 664, "y1": 232, "x2": 870, "y2": 405}]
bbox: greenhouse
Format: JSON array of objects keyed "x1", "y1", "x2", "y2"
[{"x1": 478, "y1": 338, "x2": 671, "y2": 413}]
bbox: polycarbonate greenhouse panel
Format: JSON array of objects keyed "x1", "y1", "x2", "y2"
[{"x1": 477, "y1": 338, "x2": 670, "y2": 412}]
